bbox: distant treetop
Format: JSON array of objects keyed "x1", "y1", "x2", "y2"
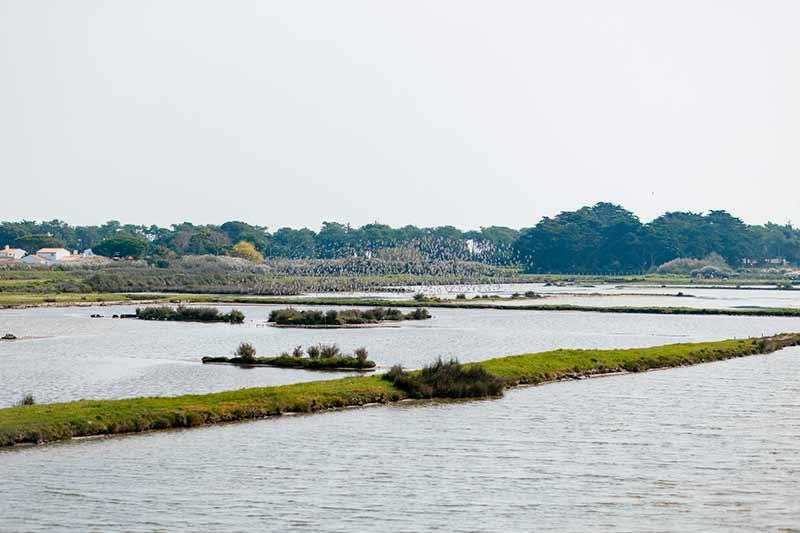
[{"x1": 1, "y1": 204, "x2": 798, "y2": 272}]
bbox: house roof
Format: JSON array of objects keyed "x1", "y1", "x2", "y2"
[
  {"x1": 37, "y1": 248, "x2": 70, "y2": 253},
  {"x1": 22, "y1": 254, "x2": 48, "y2": 261},
  {"x1": 0, "y1": 248, "x2": 26, "y2": 254}
]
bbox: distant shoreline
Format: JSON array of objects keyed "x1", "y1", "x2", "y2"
[{"x1": 3, "y1": 293, "x2": 800, "y2": 318}]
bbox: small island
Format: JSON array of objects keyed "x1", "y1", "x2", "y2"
[
  {"x1": 202, "y1": 342, "x2": 376, "y2": 370},
  {"x1": 2, "y1": 333, "x2": 17, "y2": 340},
  {"x1": 267, "y1": 307, "x2": 431, "y2": 328},
  {"x1": 134, "y1": 305, "x2": 245, "y2": 324}
]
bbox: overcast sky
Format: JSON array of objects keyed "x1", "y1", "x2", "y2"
[{"x1": 2, "y1": 1, "x2": 798, "y2": 230}]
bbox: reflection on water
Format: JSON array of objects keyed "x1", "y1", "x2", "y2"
[
  {"x1": 2, "y1": 304, "x2": 800, "y2": 406},
  {"x1": 3, "y1": 348, "x2": 799, "y2": 532}
]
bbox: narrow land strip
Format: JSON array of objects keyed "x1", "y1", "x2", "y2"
[{"x1": 2, "y1": 334, "x2": 798, "y2": 447}]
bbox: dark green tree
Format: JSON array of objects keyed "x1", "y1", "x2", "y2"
[
  {"x1": 14, "y1": 234, "x2": 66, "y2": 252},
  {"x1": 94, "y1": 236, "x2": 148, "y2": 259}
]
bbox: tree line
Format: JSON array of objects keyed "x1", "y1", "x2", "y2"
[{"x1": 1, "y1": 203, "x2": 798, "y2": 272}]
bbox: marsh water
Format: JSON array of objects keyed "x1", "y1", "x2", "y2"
[
  {"x1": 2, "y1": 348, "x2": 800, "y2": 532},
  {"x1": 315, "y1": 282, "x2": 800, "y2": 309},
  {"x1": 2, "y1": 291, "x2": 800, "y2": 531},
  {"x1": 3, "y1": 303, "x2": 800, "y2": 407}
]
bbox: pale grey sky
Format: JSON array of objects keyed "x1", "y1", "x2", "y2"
[{"x1": 2, "y1": 0, "x2": 798, "y2": 230}]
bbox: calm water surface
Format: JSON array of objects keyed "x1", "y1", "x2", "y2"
[
  {"x1": 2, "y1": 349, "x2": 799, "y2": 532},
  {"x1": 2, "y1": 304, "x2": 800, "y2": 406},
  {"x1": 319, "y1": 282, "x2": 800, "y2": 309}
]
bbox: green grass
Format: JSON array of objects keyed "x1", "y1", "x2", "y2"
[
  {"x1": 0, "y1": 377, "x2": 401, "y2": 447},
  {"x1": 2, "y1": 334, "x2": 799, "y2": 447},
  {"x1": 0, "y1": 292, "x2": 166, "y2": 307},
  {"x1": 477, "y1": 335, "x2": 798, "y2": 384}
]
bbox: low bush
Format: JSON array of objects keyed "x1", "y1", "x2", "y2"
[
  {"x1": 406, "y1": 308, "x2": 431, "y2": 320},
  {"x1": 691, "y1": 265, "x2": 730, "y2": 279},
  {"x1": 235, "y1": 342, "x2": 257, "y2": 362},
  {"x1": 656, "y1": 252, "x2": 731, "y2": 276},
  {"x1": 319, "y1": 343, "x2": 341, "y2": 358},
  {"x1": 268, "y1": 307, "x2": 431, "y2": 326},
  {"x1": 354, "y1": 347, "x2": 368, "y2": 362},
  {"x1": 383, "y1": 358, "x2": 504, "y2": 399},
  {"x1": 15, "y1": 394, "x2": 35, "y2": 407},
  {"x1": 135, "y1": 305, "x2": 245, "y2": 323}
]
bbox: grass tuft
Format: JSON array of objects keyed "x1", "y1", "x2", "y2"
[{"x1": 383, "y1": 358, "x2": 504, "y2": 399}]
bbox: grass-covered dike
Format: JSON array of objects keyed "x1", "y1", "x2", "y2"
[{"x1": 2, "y1": 334, "x2": 799, "y2": 447}]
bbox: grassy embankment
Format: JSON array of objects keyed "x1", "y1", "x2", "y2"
[
  {"x1": 0, "y1": 292, "x2": 165, "y2": 307},
  {"x1": 2, "y1": 334, "x2": 798, "y2": 447}
]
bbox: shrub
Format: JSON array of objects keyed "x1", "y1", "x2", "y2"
[
  {"x1": 319, "y1": 343, "x2": 341, "y2": 358},
  {"x1": 268, "y1": 307, "x2": 429, "y2": 326},
  {"x1": 230, "y1": 241, "x2": 264, "y2": 263},
  {"x1": 405, "y1": 308, "x2": 431, "y2": 320},
  {"x1": 691, "y1": 265, "x2": 730, "y2": 279},
  {"x1": 354, "y1": 347, "x2": 368, "y2": 362},
  {"x1": 325, "y1": 310, "x2": 339, "y2": 324},
  {"x1": 136, "y1": 305, "x2": 244, "y2": 323},
  {"x1": 656, "y1": 252, "x2": 732, "y2": 276},
  {"x1": 292, "y1": 345, "x2": 304, "y2": 358},
  {"x1": 455, "y1": 293, "x2": 467, "y2": 300},
  {"x1": 15, "y1": 394, "x2": 35, "y2": 407},
  {"x1": 413, "y1": 293, "x2": 427, "y2": 301},
  {"x1": 385, "y1": 308, "x2": 403, "y2": 320},
  {"x1": 307, "y1": 345, "x2": 321, "y2": 359},
  {"x1": 385, "y1": 364, "x2": 405, "y2": 382},
  {"x1": 382, "y1": 358, "x2": 504, "y2": 399},
  {"x1": 235, "y1": 342, "x2": 257, "y2": 361},
  {"x1": 227, "y1": 309, "x2": 245, "y2": 323}
]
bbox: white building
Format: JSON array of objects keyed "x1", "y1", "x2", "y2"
[
  {"x1": 36, "y1": 248, "x2": 71, "y2": 262},
  {"x1": 0, "y1": 245, "x2": 26, "y2": 260}
]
